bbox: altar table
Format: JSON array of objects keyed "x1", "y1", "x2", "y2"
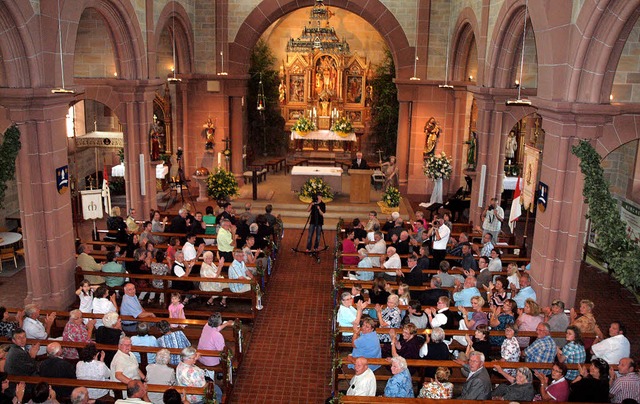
[
  {"x1": 290, "y1": 166, "x2": 343, "y2": 193},
  {"x1": 291, "y1": 130, "x2": 356, "y2": 142}
]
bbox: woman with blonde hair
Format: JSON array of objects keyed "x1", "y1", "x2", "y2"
[
  {"x1": 569, "y1": 299, "x2": 598, "y2": 351},
  {"x1": 418, "y1": 366, "x2": 453, "y2": 398},
  {"x1": 516, "y1": 298, "x2": 543, "y2": 347}
]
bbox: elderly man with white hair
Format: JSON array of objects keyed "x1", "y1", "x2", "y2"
[
  {"x1": 365, "y1": 231, "x2": 386, "y2": 267},
  {"x1": 384, "y1": 356, "x2": 414, "y2": 397},
  {"x1": 458, "y1": 350, "x2": 492, "y2": 399},
  {"x1": 346, "y1": 357, "x2": 376, "y2": 396},
  {"x1": 381, "y1": 246, "x2": 401, "y2": 281},
  {"x1": 70, "y1": 387, "x2": 90, "y2": 404},
  {"x1": 348, "y1": 249, "x2": 373, "y2": 281},
  {"x1": 22, "y1": 303, "x2": 56, "y2": 356},
  {"x1": 110, "y1": 336, "x2": 145, "y2": 385},
  {"x1": 146, "y1": 349, "x2": 176, "y2": 404}
]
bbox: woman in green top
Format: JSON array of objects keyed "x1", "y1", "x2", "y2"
[{"x1": 203, "y1": 205, "x2": 217, "y2": 245}]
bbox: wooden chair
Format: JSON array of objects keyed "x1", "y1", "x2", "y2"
[{"x1": 0, "y1": 247, "x2": 17, "y2": 272}]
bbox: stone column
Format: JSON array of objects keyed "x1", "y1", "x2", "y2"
[
  {"x1": 226, "y1": 78, "x2": 248, "y2": 177},
  {"x1": 114, "y1": 80, "x2": 164, "y2": 220},
  {"x1": 396, "y1": 101, "x2": 411, "y2": 191},
  {"x1": 0, "y1": 89, "x2": 77, "y2": 308},
  {"x1": 528, "y1": 108, "x2": 608, "y2": 306}
]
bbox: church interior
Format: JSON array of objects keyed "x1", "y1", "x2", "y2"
[{"x1": 0, "y1": 0, "x2": 639, "y2": 401}]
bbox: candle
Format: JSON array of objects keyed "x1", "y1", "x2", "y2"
[{"x1": 217, "y1": 152, "x2": 221, "y2": 167}]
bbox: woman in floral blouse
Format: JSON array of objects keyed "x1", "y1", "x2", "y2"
[
  {"x1": 0, "y1": 307, "x2": 21, "y2": 338},
  {"x1": 176, "y1": 347, "x2": 206, "y2": 403},
  {"x1": 500, "y1": 323, "x2": 521, "y2": 377},
  {"x1": 62, "y1": 310, "x2": 95, "y2": 359},
  {"x1": 418, "y1": 366, "x2": 453, "y2": 399},
  {"x1": 375, "y1": 294, "x2": 402, "y2": 344}
]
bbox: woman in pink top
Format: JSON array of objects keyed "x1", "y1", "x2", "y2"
[
  {"x1": 342, "y1": 229, "x2": 360, "y2": 266},
  {"x1": 197, "y1": 313, "x2": 234, "y2": 367}
]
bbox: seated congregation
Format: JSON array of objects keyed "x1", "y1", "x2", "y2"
[
  {"x1": 333, "y1": 210, "x2": 638, "y2": 402},
  {"x1": 0, "y1": 201, "x2": 284, "y2": 403}
]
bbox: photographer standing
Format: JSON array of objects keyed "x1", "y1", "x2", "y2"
[
  {"x1": 306, "y1": 193, "x2": 326, "y2": 252},
  {"x1": 427, "y1": 218, "x2": 450, "y2": 270},
  {"x1": 482, "y1": 198, "x2": 504, "y2": 242}
]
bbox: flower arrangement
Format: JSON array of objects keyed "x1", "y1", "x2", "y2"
[
  {"x1": 299, "y1": 177, "x2": 334, "y2": 200},
  {"x1": 331, "y1": 117, "x2": 353, "y2": 134},
  {"x1": 291, "y1": 116, "x2": 316, "y2": 133},
  {"x1": 424, "y1": 152, "x2": 453, "y2": 180},
  {"x1": 382, "y1": 186, "x2": 401, "y2": 207},
  {"x1": 206, "y1": 168, "x2": 239, "y2": 200}
]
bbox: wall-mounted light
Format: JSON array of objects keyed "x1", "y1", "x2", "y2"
[
  {"x1": 610, "y1": 94, "x2": 613, "y2": 101},
  {"x1": 468, "y1": 75, "x2": 473, "y2": 81},
  {"x1": 113, "y1": 72, "x2": 118, "y2": 77}
]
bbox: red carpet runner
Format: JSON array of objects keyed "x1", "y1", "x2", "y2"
[{"x1": 230, "y1": 230, "x2": 335, "y2": 403}]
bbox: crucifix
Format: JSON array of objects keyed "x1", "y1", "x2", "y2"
[{"x1": 376, "y1": 149, "x2": 384, "y2": 163}]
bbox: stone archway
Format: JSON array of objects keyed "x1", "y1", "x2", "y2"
[
  {"x1": 569, "y1": 0, "x2": 640, "y2": 103},
  {"x1": 227, "y1": 0, "x2": 413, "y2": 78},
  {"x1": 0, "y1": 0, "x2": 40, "y2": 87},
  {"x1": 154, "y1": 1, "x2": 195, "y2": 79},
  {"x1": 451, "y1": 8, "x2": 480, "y2": 82},
  {"x1": 64, "y1": 0, "x2": 147, "y2": 81}
]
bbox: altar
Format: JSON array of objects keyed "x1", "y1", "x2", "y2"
[
  {"x1": 290, "y1": 166, "x2": 343, "y2": 193},
  {"x1": 291, "y1": 130, "x2": 356, "y2": 142}
]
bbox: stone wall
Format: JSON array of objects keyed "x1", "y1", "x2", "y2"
[
  {"x1": 193, "y1": 0, "x2": 217, "y2": 74},
  {"x1": 613, "y1": 20, "x2": 640, "y2": 103},
  {"x1": 73, "y1": 8, "x2": 117, "y2": 78},
  {"x1": 262, "y1": 7, "x2": 387, "y2": 69},
  {"x1": 602, "y1": 140, "x2": 637, "y2": 199}
]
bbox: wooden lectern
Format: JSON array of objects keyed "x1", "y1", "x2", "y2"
[{"x1": 349, "y1": 169, "x2": 374, "y2": 203}]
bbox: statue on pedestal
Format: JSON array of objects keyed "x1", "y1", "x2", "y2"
[{"x1": 424, "y1": 117, "x2": 441, "y2": 156}]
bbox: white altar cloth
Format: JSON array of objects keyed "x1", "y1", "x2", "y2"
[
  {"x1": 111, "y1": 163, "x2": 169, "y2": 179},
  {"x1": 291, "y1": 166, "x2": 343, "y2": 193},
  {"x1": 291, "y1": 130, "x2": 356, "y2": 142},
  {"x1": 503, "y1": 176, "x2": 519, "y2": 190}
]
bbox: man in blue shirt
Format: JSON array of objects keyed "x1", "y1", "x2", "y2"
[
  {"x1": 513, "y1": 273, "x2": 537, "y2": 308},
  {"x1": 453, "y1": 276, "x2": 480, "y2": 307},
  {"x1": 348, "y1": 317, "x2": 381, "y2": 371},
  {"x1": 229, "y1": 250, "x2": 256, "y2": 293},
  {"x1": 524, "y1": 322, "x2": 557, "y2": 375},
  {"x1": 120, "y1": 283, "x2": 156, "y2": 330}
]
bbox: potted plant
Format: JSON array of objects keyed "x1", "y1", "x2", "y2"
[
  {"x1": 206, "y1": 168, "x2": 239, "y2": 204},
  {"x1": 299, "y1": 177, "x2": 334, "y2": 203},
  {"x1": 377, "y1": 186, "x2": 401, "y2": 214},
  {"x1": 291, "y1": 116, "x2": 316, "y2": 136},
  {"x1": 331, "y1": 116, "x2": 354, "y2": 137}
]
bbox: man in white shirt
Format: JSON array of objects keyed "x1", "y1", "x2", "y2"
[
  {"x1": 346, "y1": 357, "x2": 376, "y2": 396},
  {"x1": 22, "y1": 304, "x2": 55, "y2": 356},
  {"x1": 114, "y1": 380, "x2": 150, "y2": 404},
  {"x1": 365, "y1": 231, "x2": 387, "y2": 266},
  {"x1": 182, "y1": 233, "x2": 205, "y2": 265},
  {"x1": 111, "y1": 336, "x2": 145, "y2": 385},
  {"x1": 591, "y1": 321, "x2": 631, "y2": 365},
  {"x1": 428, "y1": 217, "x2": 450, "y2": 269},
  {"x1": 381, "y1": 246, "x2": 401, "y2": 281}
]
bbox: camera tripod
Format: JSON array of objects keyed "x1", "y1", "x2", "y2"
[{"x1": 292, "y1": 209, "x2": 328, "y2": 263}]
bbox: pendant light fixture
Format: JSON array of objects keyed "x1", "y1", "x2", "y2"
[
  {"x1": 257, "y1": 72, "x2": 266, "y2": 111},
  {"x1": 506, "y1": 0, "x2": 531, "y2": 106},
  {"x1": 438, "y1": 1, "x2": 453, "y2": 89},
  {"x1": 52, "y1": 0, "x2": 74, "y2": 93},
  {"x1": 168, "y1": 1, "x2": 181, "y2": 83}
]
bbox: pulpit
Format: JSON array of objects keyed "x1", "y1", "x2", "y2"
[{"x1": 349, "y1": 169, "x2": 374, "y2": 203}]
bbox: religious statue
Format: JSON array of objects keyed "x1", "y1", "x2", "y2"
[
  {"x1": 424, "y1": 117, "x2": 441, "y2": 156},
  {"x1": 380, "y1": 155, "x2": 398, "y2": 189},
  {"x1": 505, "y1": 130, "x2": 518, "y2": 161},
  {"x1": 464, "y1": 131, "x2": 477, "y2": 170},
  {"x1": 278, "y1": 80, "x2": 286, "y2": 104},
  {"x1": 203, "y1": 117, "x2": 216, "y2": 150},
  {"x1": 149, "y1": 114, "x2": 162, "y2": 161}
]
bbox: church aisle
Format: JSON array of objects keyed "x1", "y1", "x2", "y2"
[{"x1": 230, "y1": 229, "x2": 335, "y2": 403}]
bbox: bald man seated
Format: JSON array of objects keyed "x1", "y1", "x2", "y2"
[{"x1": 39, "y1": 342, "x2": 76, "y2": 399}]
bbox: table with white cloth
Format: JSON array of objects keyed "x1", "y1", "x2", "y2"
[
  {"x1": 111, "y1": 163, "x2": 168, "y2": 179},
  {"x1": 290, "y1": 166, "x2": 343, "y2": 193},
  {"x1": 503, "y1": 176, "x2": 518, "y2": 190},
  {"x1": 290, "y1": 130, "x2": 356, "y2": 142},
  {"x1": 0, "y1": 232, "x2": 22, "y2": 247}
]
